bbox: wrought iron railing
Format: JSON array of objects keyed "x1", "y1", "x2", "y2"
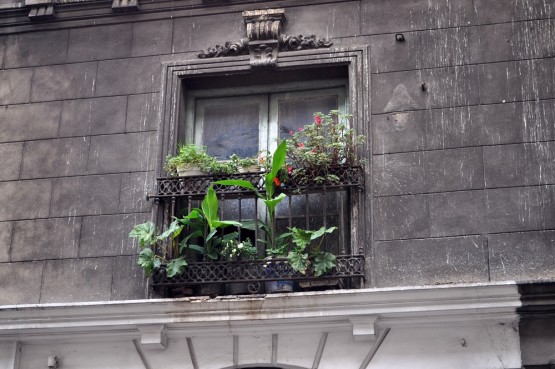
[{"x1": 148, "y1": 165, "x2": 365, "y2": 294}]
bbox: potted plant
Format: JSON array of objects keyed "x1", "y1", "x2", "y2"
[
  {"x1": 164, "y1": 144, "x2": 214, "y2": 177},
  {"x1": 286, "y1": 226, "x2": 337, "y2": 277},
  {"x1": 285, "y1": 110, "x2": 365, "y2": 185},
  {"x1": 220, "y1": 237, "x2": 260, "y2": 294},
  {"x1": 230, "y1": 151, "x2": 268, "y2": 173}
]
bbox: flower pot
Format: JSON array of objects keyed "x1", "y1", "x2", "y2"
[
  {"x1": 238, "y1": 165, "x2": 261, "y2": 173},
  {"x1": 265, "y1": 280, "x2": 294, "y2": 293},
  {"x1": 176, "y1": 164, "x2": 207, "y2": 177}
]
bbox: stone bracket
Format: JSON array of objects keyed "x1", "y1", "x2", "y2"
[
  {"x1": 112, "y1": 0, "x2": 140, "y2": 12},
  {"x1": 349, "y1": 315, "x2": 379, "y2": 341},
  {"x1": 196, "y1": 8, "x2": 332, "y2": 68},
  {"x1": 24, "y1": 0, "x2": 54, "y2": 20},
  {"x1": 138, "y1": 324, "x2": 167, "y2": 350}
]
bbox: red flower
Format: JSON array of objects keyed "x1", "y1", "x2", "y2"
[
  {"x1": 298, "y1": 142, "x2": 305, "y2": 148},
  {"x1": 314, "y1": 115, "x2": 322, "y2": 125},
  {"x1": 289, "y1": 130, "x2": 294, "y2": 135},
  {"x1": 273, "y1": 177, "x2": 281, "y2": 186},
  {"x1": 298, "y1": 127, "x2": 303, "y2": 131},
  {"x1": 287, "y1": 166, "x2": 293, "y2": 175},
  {"x1": 311, "y1": 148, "x2": 315, "y2": 153}
]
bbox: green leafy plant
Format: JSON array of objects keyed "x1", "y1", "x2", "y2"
[
  {"x1": 129, "y1": 187, "x2": 242, "y2": 278},
  {"x1": 214, "y1": 140, "x2": 288, "y2": 251},
  {"x1": 129, "y1": 221, "x2": 188, "y2": 278},
  {"x1": 163, "y1": 144, "x2": 215, "y2": 175},
  {"x1": 220, "y1": 237, "x2": 258, "y2": 260},
  {"x1": 286, "y1": 110, "x2": 365, "y2": 185},
  {"x1": 286, "y1": 226, "x2": 337, "y2": 276}
]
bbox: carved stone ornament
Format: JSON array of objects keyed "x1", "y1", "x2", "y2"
[{"x1": 197, "y1": 8, "x2": 333, "y2": 68}]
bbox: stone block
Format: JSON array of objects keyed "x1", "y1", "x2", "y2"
[
  {"x1": 11, "y1": 217, "x2": 80, "y2": 261},
  {"x1": 0, "y1": 142, "x2": 22, "y2": 181},
  {"x1": 0, "y1": 180, "x2": 51, "y2": 221},
  {"x1": 484, "y1": 142, "x2": 555, "y2": 188},
  {"x1": 111, "y1": 255, "x2": 147, "y2": 300},
  {"x1": 96, "y1": 56, "x2": 160, "y2": 96},
  {"x1": 429, "y1": 191, "x2": 485, "y2": 237},
  {"x1": 372, "y1": 111, "x2": 427, "y2": 154},
  {"x1": 60, "y1": 96, "x2": 127, "y2": 137},
  {"x1": 373, "y1": 236, "x2": 488, "y2": 287},
  {"x1": 541, "y1": 185, "x2": 555, "y2": 229},
  {"x1": 0, "y1": 222, "x2": 12, "y2": 262},
  {"x1": 373, "y1": 152, "x2": 425, "y2": 196},
  {"x1": 132, "y1": 20, "x2": 173, "y2": 57},
  {"x1": 50, "y1": 174, "x2": 121, "y2": 217},
  {"x1": 21, "y1": 137, "x2": 90, "y2": 179},
  {"x1": 4, "y1": 29, "x2": 68, "y2": 68},
  {"x1": 470, "y1": 19, "x2": 554, "y2": 64},
  {"x1": 173, "y1": 12, "x2": 245, "y2": 53},
  {"x1": 485, "y1": 187, "x2": 544, "y2": 233},
  {"x1": 88, "y1": 132, "x2": 156, "y2": 174},
  {"x1": 0, "y1": 36, "x2": 5, "y2": 68},
  {"x1": 0, "y1": 68, "x2": 33, "y2": 105},
  {"x1": 370, "y1": 27, "x2": 471, "y2": 73},
  {"x1": 79, "y1": 213, "x2": 149, "y2": 257},
  {"x1": 0, "y1": 102, "x2": 61, "y2": 143},
  {"x1": 31, "y1": 62, "x2": 97, "y2": 102},
  {"x1": 425, "y1": 106, "x2": 476, "y2": 149},
  {"x1": 126, "y1": 93, "x2": 160, "y2": 132},
  {"x1": 0, "y1": 261, "x2": 44, "y2": 305},
  {"x1": 40, "y1": 257, "x2": 114, "y2": 303},
  {"x1": 361, "y1": 0, "x2": 475, "y2": 34},
  {"x1": 479, "y1": 59, "x2": 555, "y2": 105},
  {"x1": 285, "y1": 2, "x2": 359, "y2": 38},
  {"x1": 372, "y1": 65, "x2": 479, "y2": 114},
  {"x1": 373, "y1": 194, "x2": 429, "y2": 240},
  {"x1": 67, "y1": 24, "x2": 132, "y2": 62},
  {"x1": 119, "y1": 171, "x2": 155, "y2": 213},
  {"x1": 423, "y1": 147, "x2": 484, "y2": 192},
  {"x1": 489, "y1": 230, "x2": 555, "y2": 281},
  {"x1": 474, "y1": 0, "x2": 554, "y2": 24}
]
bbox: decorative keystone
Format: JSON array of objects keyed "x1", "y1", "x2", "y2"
[
  {"x1": 25, "y1": 0, "x2": 54, "y2": 20},
  {"x1": 349, "y1": 315, "x2": 378, "y2": 341},
  {"x1": 197, "y1": 8, "x2": 332, "y2": 69},
  {"x1": 138, "y1": 324, "x2": 167, "y2": 350},
  {"x1": 112, "y1": 0, "x2": 140, "y2": 12}
]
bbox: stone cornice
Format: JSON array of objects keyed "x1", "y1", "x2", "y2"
[
  {"x1": 0, "y1": 0, "x2": 354, "y2": 34},
  {"x1": 0, "y1": 283, "x2": 521, "y2": 343}
]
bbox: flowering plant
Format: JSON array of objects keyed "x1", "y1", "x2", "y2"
[
  {"x1": 220, "y1": 238, "x2": 258, "y2": 260},
  {"x1": 286, "y1": 110, "x2": 365, "y2": 185}
]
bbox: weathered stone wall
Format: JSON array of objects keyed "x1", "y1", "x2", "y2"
[{"x1": 0, "y1": 0, "x2": 553, "y2": 304}]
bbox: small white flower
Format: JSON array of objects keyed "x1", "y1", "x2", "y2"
[{"x1": 237, "y1": 243, "x2": 244, "y2": 249}]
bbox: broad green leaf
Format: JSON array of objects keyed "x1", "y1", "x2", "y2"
[
  {"x1": 206, "y1": 228, "x2": 218, "y2": 242},
  {"x1": 212, "y1": 220, "x2": 242, "y2": 229},
  {"x1": 287, "y1": 251, "x2": 309, "y2": 274},
  {"x1": 138, "y1": 248, "x2": 158, "y2": 276},
  {"x1": 214, "y1": 179, "x2": 259, "y2": 194},
  {"x1": 265, "y1": 140, "x2": 287, "y2": 196},
  {"x1": 187, "y1": 244, "x2": 205, "y2": 254},
  {"x1": 314, "y1": 252, "x2": 336, "y2": 276},
  {"x1": 129, "y1": 221, "x2": 156, "y2": 248},
  {"x1": 178, "y1": 230, "x2": 203, "y2": 252},
  {"x1": 309, "y1": 226, "x2": 337, "y2": 241},
  {"x1": 221, "y1": 232, "x2": 239, "y2": 243},
  {"x1": 166, "y1": 258, "x2": 187, "y2": 278},
  {"x1": 263, "y1": 193, "x2": 287, "y2": 213},
  {"x1": 201, "y1": 187, "x2": 220, "y2": 227},
  {"x1": 158, "y1": 219, "x2": 183, "y2": 240}
]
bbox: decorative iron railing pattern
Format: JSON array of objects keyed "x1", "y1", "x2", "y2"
[
  {"x1": 148, "y1": 165, "x2": 364, "y2": 200},
  {"x1": 151, "y1": 255, "x2": 365, "y2": 286}
]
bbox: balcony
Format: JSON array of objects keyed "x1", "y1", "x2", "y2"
[{"x1": 147, "y1": 166, "x2": 365, "y2": 297}]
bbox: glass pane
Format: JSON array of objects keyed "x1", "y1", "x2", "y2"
[
  {"x1": 277, "y1": 95, "x2": 338, "y2": 138},
  {"x1": 201, "y1": 103, "x2": 260, "y2": 159}
]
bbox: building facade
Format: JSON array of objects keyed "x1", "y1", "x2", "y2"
[{"x1": 0, "y1": 0, "x2": 554, "y2": 368}]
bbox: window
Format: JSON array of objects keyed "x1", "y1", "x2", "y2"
[
  {"x1": 184, "y1": 80, "x2": 347, "y2": 158},
  {"x1": 151, "y1": 47, "x2": 370, "y2": 293}
]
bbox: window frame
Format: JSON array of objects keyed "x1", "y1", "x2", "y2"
[{"x1": 155, "y1": 47, "x2": 371, "y2": 279}]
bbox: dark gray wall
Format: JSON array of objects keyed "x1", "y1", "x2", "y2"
[{"x1": 0, "y1": 0, "x2": 553, "y2": 304}]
